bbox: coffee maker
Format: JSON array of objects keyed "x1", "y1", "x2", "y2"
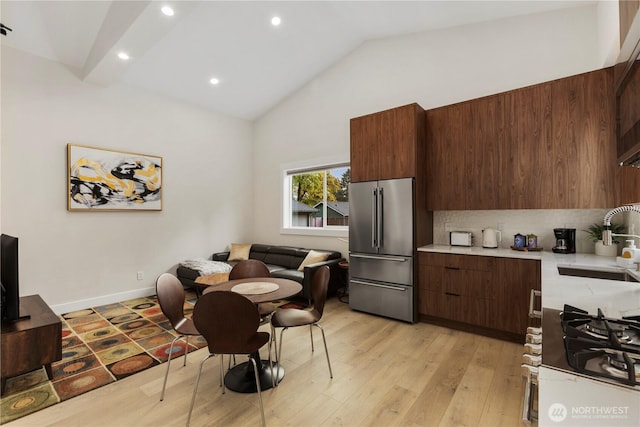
[{"x1": 552, "y1": 228, "x2": 576, "y2": 253}]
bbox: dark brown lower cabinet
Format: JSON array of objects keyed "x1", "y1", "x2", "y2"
[{"x1": 418, "y1": 252, "x2": 541, "y2": 342}]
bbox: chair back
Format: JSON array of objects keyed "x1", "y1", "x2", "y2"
[
  {"x1": 310, "y1": 265, "x2": 330, "y2": 317},
  {"x1": 193, "y1": 291, "x2": 263, "y2": 354},
  {"x1": 229, "y1": 259, "x2": 270, "y2": 280},
  {"x1": 156, "y1": 273, "x2": 187, "y2": 328}
]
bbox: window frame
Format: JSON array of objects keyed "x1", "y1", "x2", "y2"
[{"x1": 281, "y1": 157, "x2": 349, "y2": 237}]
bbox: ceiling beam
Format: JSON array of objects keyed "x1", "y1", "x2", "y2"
[{"x1": 82, "y1": 1, "x2": 199, "y2": 86}]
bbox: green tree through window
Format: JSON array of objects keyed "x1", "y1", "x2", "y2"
[{"x1": 287, "y1": 166, "x2": 350, "y2": 228}]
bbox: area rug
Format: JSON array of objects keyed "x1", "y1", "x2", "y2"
[{"x1": 0, "y1": 291, "x2": 208, "y2": 424}]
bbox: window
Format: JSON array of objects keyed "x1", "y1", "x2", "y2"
[{"x1": 282, "y1": 163, "x2": 350, "y2": 235}]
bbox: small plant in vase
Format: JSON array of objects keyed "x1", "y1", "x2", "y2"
[{"x1": 583, "y1": 222, "x2": 625, "y2": 257}]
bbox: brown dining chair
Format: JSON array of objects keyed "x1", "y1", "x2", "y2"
[
  {"x1": 270, "y1": 265, "x2": 333, "y2": 385},
  {"x1": 229, "y1": 259, "x2": 276, "y2": 319},
  {"x1": 155, "y1": 273, "x2": 200, "y2": 401},
  {"x1": 186, "y1": 291, "x2": 271, "y2": 427}
]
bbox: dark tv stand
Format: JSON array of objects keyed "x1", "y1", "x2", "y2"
[
  {"x1": 1, "y1": 295, "x2": 62, "y2": 394},
  {"x1": 5, "y1": 308, "x2": 31, "y2": 323}
]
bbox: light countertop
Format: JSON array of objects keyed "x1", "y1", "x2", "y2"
[{"x1": 418, "y1": 244, "x2": 640, "y2": 318}]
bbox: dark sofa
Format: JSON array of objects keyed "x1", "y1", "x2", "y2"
[{"x1": 176, "y1": 244, "x2": 344, "y2": 302}]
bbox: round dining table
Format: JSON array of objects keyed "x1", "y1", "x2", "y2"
[{"x1": 202, "y1": 277, "x2": 302, "y2": 393}]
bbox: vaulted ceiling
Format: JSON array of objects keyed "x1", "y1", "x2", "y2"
[{"x1": 1, "y1": 1, "x2": 594, "y2": 120}]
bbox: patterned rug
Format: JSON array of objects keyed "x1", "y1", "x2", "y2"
[{"x1": 0, "y1": 290, "x2": 208, "y2": 424}]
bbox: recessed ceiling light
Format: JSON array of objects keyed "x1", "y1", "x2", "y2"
[
  {"x1": 271, "y1": 16, "x2": 281, "y2": 27},
  {"x1": 117, "y1": 52, "x2": 130, "y2": 61},
  {"x1": 161, "y1": 6, "x2": 174, "y2": 17},
  {"x1": 209, "y1": 77, "x2": 220, "y2": 85}
]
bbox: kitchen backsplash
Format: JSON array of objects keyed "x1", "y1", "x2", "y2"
[{"x1": 433, "y1": 209, "x2": 631, "y2": 254}]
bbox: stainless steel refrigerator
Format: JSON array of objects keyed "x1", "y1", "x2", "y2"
[{"x1": 349, "y1": 177, "x2": 415, "y2": 323}]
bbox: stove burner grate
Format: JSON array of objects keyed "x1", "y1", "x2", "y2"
[
  {"x1": 561, "y1": 305, "x2": 640, "y2": 349},
  {"x1": 584, "y1": 320, "x2": 628, "y2": 340},
  {"x1": 561, "y1": 305, "x2": 640, "y2": 387}
]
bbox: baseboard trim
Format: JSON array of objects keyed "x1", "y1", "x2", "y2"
[{"x1": 49, "y1": 286, "x2": 156, "y2": 315}]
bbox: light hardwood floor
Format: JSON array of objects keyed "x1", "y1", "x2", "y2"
[{"x1": 8, "y1": 298, "x2": 526, "y2": 427}]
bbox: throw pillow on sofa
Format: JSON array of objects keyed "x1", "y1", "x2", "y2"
[
  {"x1": 297, "y1": 250, "x2": 330, "y2": 271},
  {"x1": 229, "y1": 243, "x2": 252, "y2": 261}
]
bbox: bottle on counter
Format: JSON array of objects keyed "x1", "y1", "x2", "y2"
[{"x1": 621, "y1": 240, "x2": 640, "y2": 262}]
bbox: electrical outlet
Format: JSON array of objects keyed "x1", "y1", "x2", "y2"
[
  {"x1": 445, "y1": 222, "x2": 453, "y2": 231},
  {"x1": 137, "y1": 271, "x2": 144, "y2": 281},
  {"x1": 497, "y1": 223, "x2": 505, "y2": 231}
]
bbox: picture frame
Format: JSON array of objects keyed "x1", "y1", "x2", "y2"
[{"x1": 67, "y1": 144, "x2": 163, "y2": 211}]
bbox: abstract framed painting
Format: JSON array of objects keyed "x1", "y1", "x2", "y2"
[{"x1": 67, "y1": 144, "x2": 163, "y2": 211}]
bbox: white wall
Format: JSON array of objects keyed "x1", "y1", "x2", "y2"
[
  {"x1": 1, "y1": 46, "x2": 254, "y2": 313},
  {"x1": 253, "y1": 5, "x2": 605, "y2": 257},
  {"x1": 596, "y1": 0, "x2": 621, "y2": 67}
]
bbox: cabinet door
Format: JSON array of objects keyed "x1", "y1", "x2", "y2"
[
  {"x1": 551, "y1": 69, "x2": 616, "y2": 208},
  {"x1": 465, "y1": 95, "x2": 507, "y2": 209},
  {"x1": 503, "y1": 84, "x2": 553, "y2": 209},
  {"x1": 350, "y1": 104, "x2": 422, "y2": 183},
  {"x1": 377, "y1": 104, "x2": 419, "y2": 180},
  {"x1": 444, "y1": 256, "x2": 496, "y2": 326},
  {"x1": 495, "y1": 257, "x2": 541, "y2": 335},
  {"x1": 350, "y1": 113, "x2": 380, "y2": 183},
  {"x1": 425, "y1": 103, "x2": 468, "y2": 210}
]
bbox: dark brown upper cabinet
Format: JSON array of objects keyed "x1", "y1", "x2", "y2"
[
  {"x1": 350, "y1": 103, "x2": 425, "y2": 183},
  {"x1": 425, "y1": 68, "x2": 617, "y2": 210},
  {"x1": 614, "y1": 1, "x2": 640, "y2": 201}
]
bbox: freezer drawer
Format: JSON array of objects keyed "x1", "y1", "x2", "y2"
[
  {"x1": 349, "y1": 279, "x2": 415, "y2": 323},
  {"x1": 350, "y1": 253, "x2": 413, "y2": 286}
]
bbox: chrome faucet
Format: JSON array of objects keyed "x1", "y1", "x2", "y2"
[{"x1": 602, "y1": 205, "x2": 640, "y2": 245}]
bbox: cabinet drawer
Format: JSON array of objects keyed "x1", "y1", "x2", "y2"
[
  {"x1": 418, "y1": 264, "x2": 443, "y2": 292},
  {"x1": 350, "y1": 280, "x2": 415, "y2": 323},
  {"x1": 452, "y1": 255, "x2": 496, "y2": 271},
  {"x1": 419, "y1": 264, "x2": 498, "y2": 298},
  {"x1": 418, "y1": 252, "x2": 447, "y2": 266},
  {"x1": 419, "y1": 252, "x2": 496, "y2": 271},
  {"x1": 423, "y1": 290, "x2": 466, "y2": 321},
  {"x1": 423, "y1": 291, "x2": 492, "y2": 326}
]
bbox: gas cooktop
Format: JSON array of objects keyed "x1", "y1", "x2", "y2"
[{"x1": 561, "y1": 305, "x2": 640, "y2": 388}]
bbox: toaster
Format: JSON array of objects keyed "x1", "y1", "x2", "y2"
[{"x1": 450, "y1": 231, "x2": 473, "y2": 247}]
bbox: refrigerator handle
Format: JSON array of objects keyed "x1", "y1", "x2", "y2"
[
  {"x1": 377, "y1": 187, "x2": 383, "y2": 248},
  {"x1": 350, "y1": 253, "x2": 408, "y2": 262},
  {"x1": 372, "y1": 187, "x2": 377, "y2": 248},
  {"x1": 350, "y1": 280, "x2": 406, "y2": 291}
]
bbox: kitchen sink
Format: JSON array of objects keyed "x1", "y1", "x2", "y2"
[{"x1": 557, "y1": 265, "x2": 639, "y2": 282}]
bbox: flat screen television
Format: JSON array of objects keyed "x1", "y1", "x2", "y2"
[{"x1": 1, "y1": 233, "x2": 22, "y2": 323}]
